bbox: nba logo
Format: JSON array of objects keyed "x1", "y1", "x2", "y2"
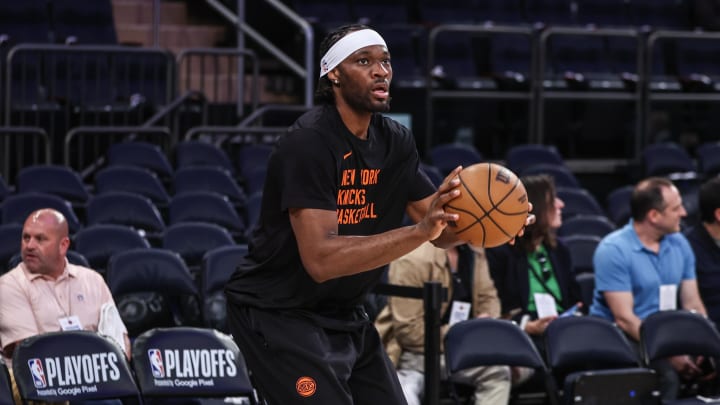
[
  {"x1": 148, "y1": 349, "x2": 165, "y2": 378},
  {"x1": 28, "y1": 359, "x2": 47, "y2": 388}
]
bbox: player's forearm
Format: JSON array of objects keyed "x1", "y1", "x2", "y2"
[{"x1": 300, "y1": 224, "x2": 431, "y2": 283}]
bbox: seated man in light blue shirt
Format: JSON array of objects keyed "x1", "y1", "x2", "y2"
[{"x1": 590, "y1": 177, "x2": 707, "y2": 400}]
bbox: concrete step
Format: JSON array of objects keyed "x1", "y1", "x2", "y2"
[
  {"x1": 113, "y1": 0, "x2": 188, "y2": 25},
  {"x1": 117, "y1": 24, "x2": 227, "y2": 48}
]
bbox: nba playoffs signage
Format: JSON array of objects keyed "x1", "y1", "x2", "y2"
[
  {"x1": 26, "y1": 352, "x2": 121, "y2": 397},
  {"x1": 147, "y1": 348, "x2": 238, "y2": 388}
]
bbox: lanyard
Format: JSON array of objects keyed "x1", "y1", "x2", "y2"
[{"x1": 42, "y1": 278, "x2": 72, "y2": 317}]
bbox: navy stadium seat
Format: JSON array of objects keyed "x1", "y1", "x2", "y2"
[
  {"x1": 108, "y1": 141, "x2": 173, "y2": 180},
  {"x1": 201, "y1": 244, "x2": 248, "y2": 332},
  {"x1": 1, "y1": 192, "x2": 81, "y2": 234},
  {"x1": 545, "y1": 316, "x2": 660, "y2": 405},
  {"x1": 95, "y1": 165, "x2": 170, "y2": 207},
  {"x1": 162, "y1": 222, "x2": 235, "y2": 273},
  {"x1": 175, "y1": 140, "x2": 235, "y2": 174},
  {"x1": 12, "y1": 330, "x2": 140, "y2": 403},
  {"x1": 132, "y1": 327, "x2": 258, "y2": 403},
  {"x1": 16, "y1": 165, "x2": 89, "y2": 204},
  {"x1": 430, "y1": 143, "x2": 484, "y2": 176},
  {"x1": 73, "y1": 224, "x2": 151, "y2": 273}
]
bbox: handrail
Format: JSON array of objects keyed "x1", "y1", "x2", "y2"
[
  {"x1": 644, "y1": 29, "x2": 720, "y2": 146},
  {"x1": 537, "y1": 26, "x2": 643, "y2": 156},
  {"x1": 143, "y1": 90, "x2": 206, "y2": 127},
  {"x1": 237, "y1": 104, "x2": 310, "y2": 127},
  {"x1": 204, "y1": 0, "x2": 314, "y2": 107},
  {"x1": 184, "y1": 125, "x2": 288, "y2": 142},
  {"x1": 0, "y1": 127, "x2": 51, "y2": 180}
]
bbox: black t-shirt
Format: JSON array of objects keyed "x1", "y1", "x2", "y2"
[{"x1": 225, "y1": 105, "x2": 435, "y2": 311}]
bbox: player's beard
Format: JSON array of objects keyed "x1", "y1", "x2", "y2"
[{"x1": 344, "y1": 86, "x2": 391, "y2": 113}]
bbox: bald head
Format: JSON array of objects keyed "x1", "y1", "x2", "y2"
[
  {"x1": 27, "y1": 209, "x2": 69, "y2": 237},
  {"x1": 21, "y1": 208, "x2": 70, "y2": 277}
]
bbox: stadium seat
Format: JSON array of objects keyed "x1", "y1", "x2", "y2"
[
  {"x1": 430, "y1": 143, "x2": 484, "y2": 176},
  {"x1": 236, "y1": 143, "x2": 274, "y2": 180},
  {"x1": 12, "y1": 330, "x2": 140, "y2": 403},
  {"x1": 0, "y1": 192, "x2": 81, "y2": 234},
  {"x1": 0, "y1": 223, "x2": 22, "y2": 274},
  {"x1": 505, "y1": 144, "x2": 565, "y2": 174},
  {"x1": 107, "y1": 141, "x2": 173, "y2": 180},
  {"x1": 560, "y1": 234, "x2": 603, "y2": 274},
  {"x1": 420, "y1": 163, "x2": 444, "y2": 188},
  {"x1": 244, "y1": 191, "x2": 263, "y2": 238},
  {"x1": 243, "y1": 166, "x2": 267, "y2": 196},
  {"x1": 521, "y1": 163, "x2": 581, "y2": 189},
  {"x1": 558, "y1": 214, "x2": 616, "y2": 238},
  {"x1": 132, "y1": 326, "x2": 258, "y2": 404},
  {"x1": 642, "y1": 143, "x2": 697, "y2": 177},
  {"x1": 16, "y1": 165, "x2": 89, "y2": 204},
  {"x1": 162, "y1": 222, "x2": 235, "y2": 273},
  {"x1": 202, "y1": 244, "x2": 248, "y2": 331},
  {"x1": 556, "y1": 187, "x2": 605, "y2": 220},
  {"x1": 640, "y1": 310, "x2": 720, "y2": 403},
  {"x1": 86, "y1": 191, "x2": 165, "y2": 244},
  {"x1": 173, "y1": 166, "x2": 246, "y2": 206},
  {"x1": 606, "y1": 185, "x2": 634, "y2": 226},
  {"x1": 640, "y1": 309, "x2": 720, "y2": 366},
  {"x1": 8, "y1": 250, "x2": 90, "y2": 270},
  {"x1": 0, "y1": 360, "x2": 13, "y2": 405},
  {"x1": 175, "y1": 139, "x2": 235, "y2": 174},
  {"x1": 73, "y1": 224, "x2": 151, "y2": 273},
  {"x1": 107, "y1": 248, "x2": 201, "y2": 338},
  {"x1": 95, "y1": 165, "x2": 171, "y2": 207},
  {"x1": 0, "y1": 175, "x2": 9, "y2": 202},
  {"x1": 545, "y1": 316, "x2": 660, "y2": 405},
  {"x1": 696, "y1": 141, "x2": 720, "y2": 177},
  {"x1": 575, "y1": 272, "x2": 595, "y2": 311},
  {"x1": 54, "y1": 0, "x2": 117, "y2": 44},
  {"x1": 168, "y1": 191, "x2": 246, "y2": 239},
  {"x1": 444, "y1": 318, "x2": 553, "y2": 404}
]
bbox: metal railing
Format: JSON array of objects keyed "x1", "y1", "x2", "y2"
[
  {"x1": 4, "y1": 44, "x2": 175, "y2": 164},
  {"x1": 643, "y1": 29, "x2": 720, "y2": 146},
  {"x1": 536, "y1": 26, "x2": 644, "y2": 157},
  {"x1": 425, "y1": 24, "x2": 536, "y2": 158},
  {"x1": 64, "y1": 126, "x2": 171, "y2": 179},
  {"x1": 0, "y1": 127, "x2": 50, "y2": 181}
]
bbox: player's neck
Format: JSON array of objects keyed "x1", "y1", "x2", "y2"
[{"x1": 335, "y1": 103, "x2": 371, "y2": 140}]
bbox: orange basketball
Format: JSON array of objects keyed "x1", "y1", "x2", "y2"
[{"x1": 445, "y1": 162, "x2": 529, "y2": 248}]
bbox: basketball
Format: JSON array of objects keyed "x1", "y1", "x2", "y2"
[{"x1": 445, "y1": 162, "x2": 529, "y2": 248}]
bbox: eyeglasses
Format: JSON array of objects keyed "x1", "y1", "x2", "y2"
[{"x1": 536, "y1": 252, "x2": 552, "y2": 281}]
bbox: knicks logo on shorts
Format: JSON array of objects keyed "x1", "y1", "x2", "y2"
[{"x1": 296, "y1": 376, "x2": 316, "y2": 397}]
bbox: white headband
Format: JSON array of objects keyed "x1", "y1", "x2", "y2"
[{"x1": 319, "y1": 29, "x2": 387, "y2": 78}]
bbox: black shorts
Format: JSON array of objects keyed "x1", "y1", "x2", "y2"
[{"x1": 227, "y1": 304, "x2": 407, "y2": 405}]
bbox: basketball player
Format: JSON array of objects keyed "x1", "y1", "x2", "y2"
[{"x1": 225, "y1": 24, "x2": 533, "y2": 404}]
